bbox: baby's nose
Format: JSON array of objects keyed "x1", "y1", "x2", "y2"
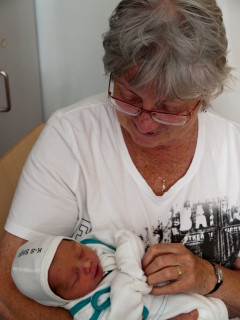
[{"x1": 81, "y1": 260, "x2": 91, "y2": 273}]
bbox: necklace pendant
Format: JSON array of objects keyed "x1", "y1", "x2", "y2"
[{"x1": 162, "y1": 179, "x2": 166, "y2": 192}]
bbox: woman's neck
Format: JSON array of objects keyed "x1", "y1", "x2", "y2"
[{"x1": 122, "y1": 123, "x2": 198, "y2": 195}]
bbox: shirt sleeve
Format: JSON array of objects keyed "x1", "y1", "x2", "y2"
[{"x1": 5, "y1": 113, "x2": 83, "y2": 239}]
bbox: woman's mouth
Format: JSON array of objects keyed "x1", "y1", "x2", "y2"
[{"x1": 133, "y1": 122, "x2": 164, "y2": 136}]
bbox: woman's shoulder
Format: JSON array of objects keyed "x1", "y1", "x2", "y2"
[
  {"x1": 200, "y1": 109, "x2": 240, "y2": 137},
  {"x1": 44, "y1": 92, "x2": 116, "y2": 136},
  {"x1": 201, "y1": 109, "x2": 240, "y2": 128},
  {"x1": 51, "y1": 92, "x2": 109, "y2": 119},
  {"x1": 197, "y1": 110, "x2": 240, "y2": 159}
]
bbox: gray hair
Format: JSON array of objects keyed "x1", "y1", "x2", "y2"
[{"x1": 102, "y1": 0, "x2": 232, "y2": 109}]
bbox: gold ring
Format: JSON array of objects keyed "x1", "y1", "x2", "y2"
[{"x1": 176, "y1": 266, "x2": 183, "y2": 278}]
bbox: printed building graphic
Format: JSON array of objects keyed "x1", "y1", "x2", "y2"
[
  {"x1": 149, "y1": 197, "x2": 240, "y2": 268},
  {"x1": 174, "y1": 198, "x2": 240, "y2": 268}
]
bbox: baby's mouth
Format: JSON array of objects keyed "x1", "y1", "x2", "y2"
[{"x1": 94, "y1": 265, "x2": 99, "y2": 278}]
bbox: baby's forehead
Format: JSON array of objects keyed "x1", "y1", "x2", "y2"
[
  {"x1": 61, "y1": 238, "x2": 76, "y2": 245},
  {"x1": 56, "y1": 238, "x2": 78, "y2": 254},
  {"x1": 51, "y1": 239, "x2": 79, "y2": 264}
]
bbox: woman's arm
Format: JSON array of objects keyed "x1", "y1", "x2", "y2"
[
  {"x1": 142, "y1": 243, "x2": 240, "y2": 318},
  {"x1": 0, "y1": 231, "x2": 73, "y2": 320}
]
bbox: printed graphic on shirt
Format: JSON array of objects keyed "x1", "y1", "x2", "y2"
[
  {"x1": 140, "y1": 197, "x2": 240, "y2": 268},
  {"x1": 74, "y1": 218, "x2": 92, "y2": 241}
]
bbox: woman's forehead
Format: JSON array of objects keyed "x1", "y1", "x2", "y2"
[{"x1": 115, "y1": 72, "x2": 162, "y2": 99}]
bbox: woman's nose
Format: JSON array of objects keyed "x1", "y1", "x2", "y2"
[
  {"x1": 134, "y1": 111, "x2": 159, "y2": 133},
  {"x1": 134, "y1": 98, "x2": 160, "y2": 133}
]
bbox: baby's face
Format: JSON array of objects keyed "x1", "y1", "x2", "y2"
[{"x1": 48, "y1": 240, "x2": 103, "y2": 300}]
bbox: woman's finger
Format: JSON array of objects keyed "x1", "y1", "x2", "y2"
[
  {"x1": 142, "y1": 243, "x2": 187, "y2": 270},
  {"x1": 168, "y1": 309, "x2": 199, "y2": 320},
  {"x1": 147, "y1": 265, "x2": 184, "y2": 286}
]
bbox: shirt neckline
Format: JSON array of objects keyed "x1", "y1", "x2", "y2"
[{"x1": 114, "y1": 110, "x2": 206, "y2": 199}]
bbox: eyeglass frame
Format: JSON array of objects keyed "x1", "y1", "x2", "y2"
[{"x1": 108, "y1": 73, "x2": 200, "y2": 126}]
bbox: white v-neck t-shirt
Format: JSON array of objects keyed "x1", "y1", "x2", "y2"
[{"x1": 6, "y1": 92, "x2": 240, "y2": 268}]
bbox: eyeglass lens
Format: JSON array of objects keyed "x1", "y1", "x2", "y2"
[{"x1": 109, "y1": 96, "x2": 187, "y2": 125}]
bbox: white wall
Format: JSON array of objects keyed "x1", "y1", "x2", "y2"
[
  {"x1": 35, "y1": 0, "x2": 240, "y2": 123},
  {"x1": 35, "y1": 0, "x2": 119, "y2": 120},
  {"x1": 212, "y1": 0, "x2": 240, "y2": 123}
]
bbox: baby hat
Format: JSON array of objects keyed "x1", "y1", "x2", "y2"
[{"x1": 11, "y1": 235, "x2": 76, "y2": 307}]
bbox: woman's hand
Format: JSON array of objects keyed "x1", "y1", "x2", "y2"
[
  {"x1": 168, "y1": 310, "x2": 199, "y2": 319},
  {"x1": 142, "y1": 243, "x2": 215, "y2": 296}
]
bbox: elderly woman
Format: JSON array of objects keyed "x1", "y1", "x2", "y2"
[{"x1": 0, "y1": 0, "x2": 240, "y2": 319}]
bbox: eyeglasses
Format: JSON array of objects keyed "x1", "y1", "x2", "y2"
[{"x1": 108, "y1": 74, "x2": 200, "y2": 126}]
